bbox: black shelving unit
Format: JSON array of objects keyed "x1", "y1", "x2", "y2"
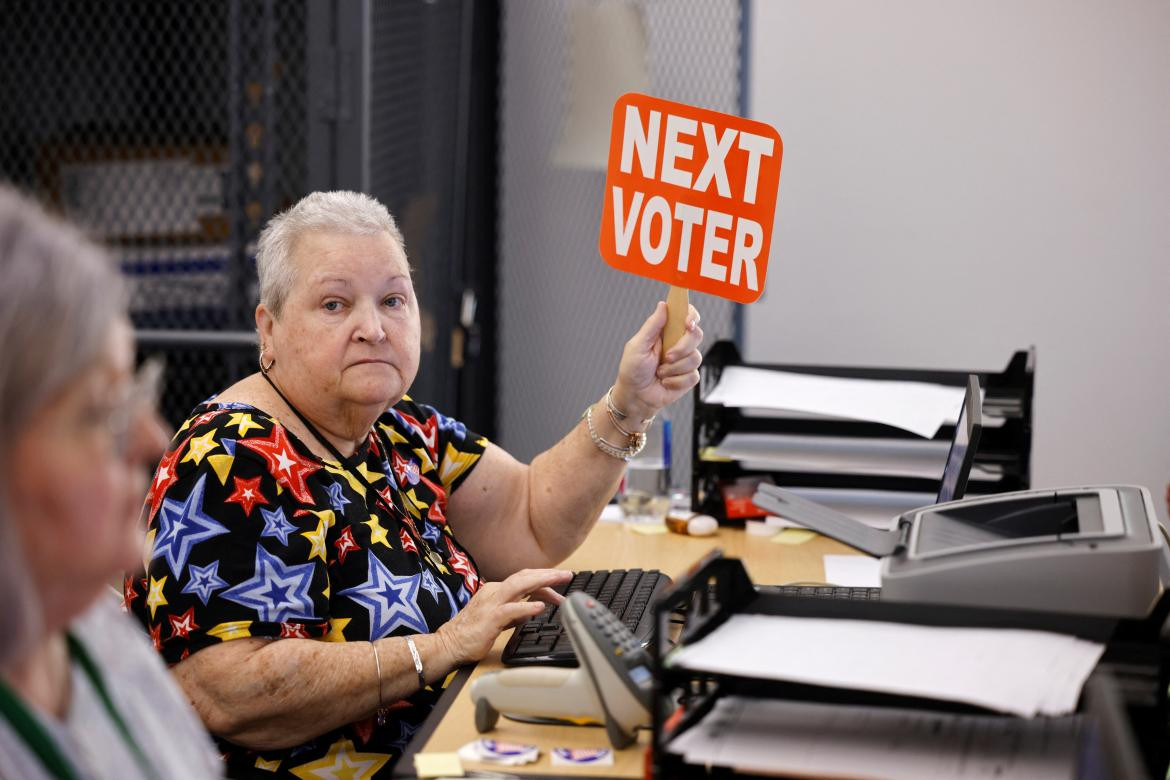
[
  {"x1": 692, "y1": 341, "x2": 1036, "y2": 524},
  {"x1": 650, "y1": 553, "x2": 1170, "y2": 779}
]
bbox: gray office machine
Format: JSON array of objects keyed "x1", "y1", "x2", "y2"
[{"x1": 753, "y1": 484, "x2": 1169, "y2": 618}]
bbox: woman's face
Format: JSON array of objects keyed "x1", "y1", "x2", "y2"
[
  {"x1": 261, "y1": 229, "x2": 421, "y2": 415},
  {"x1": 8, "y1": 319, "x2": 168, "y2": 627}
]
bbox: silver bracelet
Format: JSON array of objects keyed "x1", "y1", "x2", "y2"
[
  {"x1": 583, "y1": 404, "x2": 646, "y2": 461},
  {"x1": 370, "y1": 641, "x2": 385, "y2": 709},
  {"x1": 606, "y1": 385, "x2": 654, "y2": 429},
  {"x1": 406, "y1": 636, "x2": 426, "y2": 691}
]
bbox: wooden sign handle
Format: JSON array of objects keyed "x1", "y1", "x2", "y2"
[{"x1": 661, "y1": 285, "x2": 689, "y2": 362}]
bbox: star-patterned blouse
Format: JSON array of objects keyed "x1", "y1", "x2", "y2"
[{"x1": 125, "y1": 395, "x2": 488, "y2": 778}]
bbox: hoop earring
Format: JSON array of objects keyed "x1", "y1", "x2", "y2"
[{"x1": 259, "y1": 347, "x2": 275, "y2": 374}]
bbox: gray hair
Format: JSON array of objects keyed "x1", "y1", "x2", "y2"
[
  {"x1": 255, "y1": 190, "x2": 406, "y2": 317},
  {"x1": 0, "y1": 185, "x2": 126, "y2": 666}
]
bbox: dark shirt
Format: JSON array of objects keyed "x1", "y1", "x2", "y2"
[{"x1": 126, "y1": 395, "x2": 487, "y2": 778}]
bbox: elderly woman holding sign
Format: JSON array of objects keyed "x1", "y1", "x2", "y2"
[{"x1": 127, "y1": 190, "x2": 703, "y2": 775}]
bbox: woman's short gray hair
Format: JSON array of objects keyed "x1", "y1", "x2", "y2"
[
  {"x1": 255, "y1": 191, "x2": 406, "y2": 317},
  {"x1": 0, "y1": 185, "x2": 126, "y2": 665}
]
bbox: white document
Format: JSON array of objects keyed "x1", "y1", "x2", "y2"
[
  {"x1": 823, "y1": 555, "x2": 883, "y2": 587},
  {"x1": 668, "y1": 696, "x2": 1080, "y2": 779},
  {"x1": 713, "y1": 432, "x2": 950, "y2": 478},
  {"x1": 668, "y1": 614, "x2": 1104, "y2": 717},
  {"x1": 702, "y1": 367, "x2": 970, "y2": 438}
]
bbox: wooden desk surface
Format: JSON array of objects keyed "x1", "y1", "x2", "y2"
[{"x1": 416, "y1": 523, "x2": 857, "y2": 777}]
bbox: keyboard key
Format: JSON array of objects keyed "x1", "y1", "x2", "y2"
[{"x1": 502, "y1": 569, "x2": 670, "y2": 665}]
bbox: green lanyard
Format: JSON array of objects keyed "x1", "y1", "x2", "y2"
[{"x1": 0, "y1": 634, "x2": 158, "y2": 780}]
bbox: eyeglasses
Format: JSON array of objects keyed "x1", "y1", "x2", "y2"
[{"x1": 106, "y1": 357, "x2": 165, "y2": 457}]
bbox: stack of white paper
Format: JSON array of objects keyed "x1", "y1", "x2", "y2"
[
  {"x1": 668, "y1": 696, "x2": 1080, "y2": 779},
  {"x1": 703, "y1": 367, "x2": 970, "y2": 438},
  {"x1": 668, "y1": 614, "x2": 1104, "y2": 718}
]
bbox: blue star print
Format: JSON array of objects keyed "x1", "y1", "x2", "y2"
[
  {"x1": 182, "y1": 560, "x2": 228, "y2": 605},
  {"x1": 260, "y1": 506, "x2": 295, "y2": 546},
  {"x1": 421, "y1": 520, "x2": 442, "y2": 547},
  {"x1": 152, "y1": 474, "x2": 230, "y2": 578},
  {"x1": 338, "y1": 552, "x2": 430, "y2": 639},
  {"x1": 423, "y1": 404, "x2": 467, "y2": 440},
  {"x1": 389, "y1": 718, "x2": 420, "y2": 751},
  {"x1": 419, "y1": 568, "x2": 444, "y2": 603},
  {"x1": 220, "y1": 545, "x2": 318, "y2": 623},
  {"x1": 324, "y1": 481, "x2": 351, "y2": 514}
]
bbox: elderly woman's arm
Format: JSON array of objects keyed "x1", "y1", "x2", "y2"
[
  {"x1": 173, "y1": 568, "x2": 568, "y2": 750},
  {"x1": 447, "y1": 302, "x2": 703, "y2": 580}
]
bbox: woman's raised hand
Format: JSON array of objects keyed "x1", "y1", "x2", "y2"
[
  {"x1": 435, "y1": 568, "x2": 573, "y2": 665},
  {"x1": 612, "y1": 301, "x2": 704, "y2": 422}
]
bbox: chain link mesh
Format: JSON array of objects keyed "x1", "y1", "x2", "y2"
[
  {"x1": 0, "y1": 0, "x2": 306, "y2": 427},
  {"x1": 498, "y1": 0, "x2": 742, "y2": 487}
]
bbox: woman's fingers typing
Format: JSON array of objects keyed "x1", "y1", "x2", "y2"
[{"x1": 435, "y1": 568, "x2": 572, "y2": 665}]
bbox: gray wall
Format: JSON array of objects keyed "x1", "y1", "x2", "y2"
[
  {"x1": 745, "y1": 0, "x2": 1170, "y2": 521},
  {"x1": 497, "y1": 0, "x2": 742, "y2": 484}
]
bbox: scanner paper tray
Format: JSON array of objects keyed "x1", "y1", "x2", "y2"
[{"x1": 753, "y1": 483, "x2": 901, "y2": 557}]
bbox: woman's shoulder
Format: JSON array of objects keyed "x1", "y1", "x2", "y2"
[{"x1": 72, "y1": 599, "x2": 224, "y2": 774}]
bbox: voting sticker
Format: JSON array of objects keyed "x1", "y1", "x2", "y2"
[{"x1": 599, "y1": 93, "x2": 783, "y2": 304}]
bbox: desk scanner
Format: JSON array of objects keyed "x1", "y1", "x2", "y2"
[{"x1": 754, "y1": 483, "x2": 1169, "y2": 618}]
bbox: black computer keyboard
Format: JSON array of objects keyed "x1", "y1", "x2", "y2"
[
  {"x1": 756, "y1": 584, "x2": 882, "y2": 602},
  {"x1": 501, "y1": 569, "x2": 671, "y2": 666}
]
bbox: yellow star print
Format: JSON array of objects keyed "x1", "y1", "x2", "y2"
[
  {"x1": 289, "y1": 737, "x2": 389, "y2": 780},
  {"x1": 363, "y1": 514, "x2": 392, "y2": 548},
  {"x1": 141, "y1": 528, "x2": 157, "y2": 572},
  {"x1": 438, "y1": 442, "x2": 481, "y2": 489},
  {"x1": 322, "y1": 463, "x2": 367, "y2": 498},
  {"x1": 355, "y1": 462, "x2": 385, "y2": 484},
  {"x1": 404, "y1": 489, "x2": 428, "y2": 518},
  {"x1": 323, "y1": 617, "x2": 352, "y2": 643},
  {"x1": 146, "y1": 576, "x2": 168, "y2": 619},
  {"x1": 412, "y1": 447, "x2": 436, "y2": 474},
  {"x1": 181, "y1": 429, "x2": 220, "y2": 465},
  {"x1": 300, "y1": 509, "x2": 337, "y2": 562},
  {"x1": 378, "y1": 421, "x2": 409, "y2": 445},
  {"x1": 208, "y1": 621, "x2": 254, "y2": 642},
  {"x1": 226, "y1": 411, "x2": 264, "y2": 437},
  {"x1": 207, "y1": 453, "x2": 236, "y2": 485}
]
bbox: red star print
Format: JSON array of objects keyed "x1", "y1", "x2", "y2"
[
  {"x1": 415, "y1": 414, "x2": 439, "y2": 454},
  {"x1": 192, "y1": 409, "x2": 227, "y2": 428},
  {"x1": 353, "y1": 717, "x2": 375, "y2": 745},
  {"x1": 146, "y1": 436, "x2": 188, "y2": 522},
  {"x1": 391, "y1": 451, "x2": 420, "y2": 486},
  {"x1": 148, "y1": 623, "x2": 163, "y2": 651},
  {"x1": 280, "y1": 622, "x2": 310, "y2": 639},
  {"x1": 395, "y1": 409, "x2": 439, "y2": 453},
  {"x1": 238, "y1": 425, "x2": 321, "y2": 504},
  {"x1": 418, "y1": 474, "x2": 447, "y2": 521},
  {"x1": 168, "y1": 607, "x2": 199, "y2": 641},
  {"x1": 226, "y1": 475, "x2": 269, "y2": 517},
  {"x1": 123, "y1": 576, "x2": 137, "y2": 607},
  {"x1": 399, "y1": 528, "x2": 418, "y2": 554},
  {"x1": 448, "y1": 548, "x2": 480, "y2": 593},
  {"x1": 334, "y1": 526, "x2": 360, "y2": 565}
]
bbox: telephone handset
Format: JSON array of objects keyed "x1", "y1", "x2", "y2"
[{"x1": 470, "y1": 591, "x2": 653, "y2": 748}]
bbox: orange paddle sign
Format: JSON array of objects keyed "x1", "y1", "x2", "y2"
[{"x1": 599, "y1": 93, "x2": 782, "y2": 304}]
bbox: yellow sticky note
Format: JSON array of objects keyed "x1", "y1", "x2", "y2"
[
  {"x1": 771, "y1": 528, "x2": 817, "y2": 545},
  {"x1": 413, "y1": 752, "x2": 463, "y2": 778},
  {"x1": 626, "y1": 522, "x2": 668, "y2": 535}
]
